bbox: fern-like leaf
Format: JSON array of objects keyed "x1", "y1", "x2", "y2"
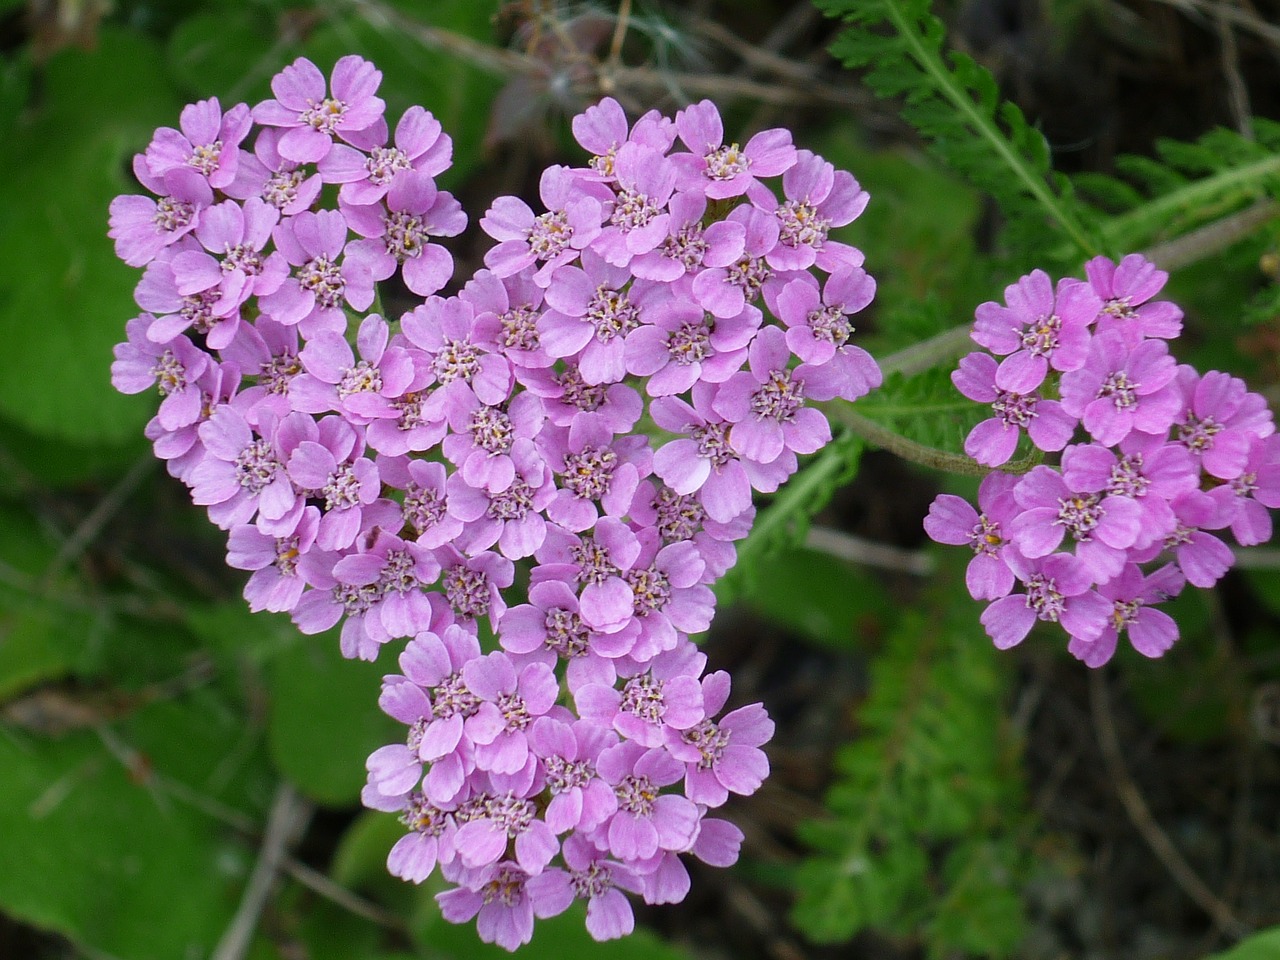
[
  {"x1": 791, "y1": 594, "x2": 1032, "y2": 955},
  {"x1": 816, "y1": 0, "x2": 1103, "y2": 268}
]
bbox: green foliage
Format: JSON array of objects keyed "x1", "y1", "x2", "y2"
[
  {"x1": 743, "y1": 546, "x2": 896, "y2": 650},
  {"x1": 852, "y1": 367, "x2": 985, "y2": 459},
  {"x1": 1203, "y1": 926, "x2": 1280, "y2": 960},
  {"x1": 792, "y1": 591, "x2": 1031, "y2": 956},
  {"x1": 0, "y1": 696, "x2": 265, "y2": 959},
  {"x1": 815, "y1": 0, "x2": 1102, "y2": 269},
  {"x1": 1075, "y1": 121, "x2": 1280, "y2": 258},
  {"x1": 0, "y1": 27, "x2": 182, "y2": 446},
  {"x1": 719, "y1": 431, "x2": 863, "y2": 605}
]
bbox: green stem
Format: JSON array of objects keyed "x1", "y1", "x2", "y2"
[
  {"x1": 881, "y1": 1, "x2": 1099, "y2": 259},
  {"x1": 876, "y1": 322, "x2": 974, "y2": 379},
  {"x1": 1104, "y1": 152, "x2": 1280, "y2": 253},
  {"x1": 831, "y1": 407, "x2": 1037, "y2": 477}
]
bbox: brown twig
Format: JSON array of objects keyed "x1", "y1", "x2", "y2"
[
  {"x1": 1088, "y1": 671, "x2": 1251, "y2": 940},
  {"x1": 1141, "y1": 199, "x2": 1280, "y2": 272},
  {"x1": 212, "y1": 783, "x2": 314, "y2": 960}
]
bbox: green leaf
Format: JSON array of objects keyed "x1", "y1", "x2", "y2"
[
  {"x1": 1203, "y1": 926, "x2": 1280, "y2": 960},
  {"x1": 0, "y1": 27, "x2": 183, "y2": 445},
  {"x1": 0, "y1": 699, "x2": 259, "y2": 959},
  {"x1": 0, "y1": 503, "x2": 100, "y2": 699},
  {"x1": 791, "y1": 588, "x2": 1032, "y2": 953},
  {"x1": 744, "y1": 546, "x2": 895, "y2": 650},
  {"x1": 266, "y1": 623, "x2": 401, "y2": 807},
  {"x1": 166, "y1": 7, "x2": 286, "y2": 105}
]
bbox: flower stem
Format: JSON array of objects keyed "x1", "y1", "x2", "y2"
[{"x1": 829, "y1": 407, "x2": 1037, "y2": 477}]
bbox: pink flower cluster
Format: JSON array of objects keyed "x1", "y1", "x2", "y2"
[
  {"x1": 109, "y1": 56, "x2": 881, "y2": 949},
  {"x1": 926, "y1": 256, "x2": 1280, "y2": 666}
]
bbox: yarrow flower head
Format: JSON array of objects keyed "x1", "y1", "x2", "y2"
[
  {"x1": 929, "y1": 254, "x2": 1277, "y2": 667},
  {"x1": 110, "y1": 63, "x2": 890, "y2": 948}
]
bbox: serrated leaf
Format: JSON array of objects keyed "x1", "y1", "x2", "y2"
[{"x1": 0, "y1": 27, "x2": 183, "y2": 445}]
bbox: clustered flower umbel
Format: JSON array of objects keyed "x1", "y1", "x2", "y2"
[
  {"x1": 109, "y1": 56, "x2": 880, "y2": 949},
  {"x1": 926, "y1": 256, "x2": 1280, "y2": 666}
]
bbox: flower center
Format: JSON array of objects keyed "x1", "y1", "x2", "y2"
[
  {"x1": 499, "y1": 304, "x2": 541, "y2": 351},
  {"x1": 468, "y1": 406, "x2": 514, "y2": 455},
  {"x1": 544, "y1": 607, "x2": 591, "y2": 659},
  {"x1": 681, "y1": 719, "x2": 730, "y2": 769},
  {"x1": 659, "y1": 221, "x2": 708, "y2": 271},
  {"x1": 187, "y1": 141, "x2": 223, "y2": 176},
  {"x1": 620, "y1": 674, "x2": 665, "y2": 722},
  {"x1": 807, "y1": 304, "x2": 852, "y2": 346},
  {"x1": 992, "y1": 390, "x2": 1039, "y2": 428},
  {"x1": 614, "y1": 774, "x2": 658, "y2": 816},
  {"x1": 1178, "y1": 414, "x2": 1222, "y2": 453},
  {"x1": 152, "y1": 196, "x2": 196, "y2": 233},
  {"x1": 298, "y1": 254, "x2": 346, "y2": 309},
  {"x1": 1055, "y1": 493, "x2": 1103, "y2": 542},
  {"x1": 750, "y1": 369, "x2": 804, "y2": 422},
  {"x1": 704, "y1": 143, "x2": 749, "y2": 180},
  {"x1": 300, "y1": 97, "x2": 348, "y2": 134},
  {"x1": 610, "y1": 187, "x2": 661, "y2": 231},
  {"x1": 586, "y1": 285, "x2": 641, "y2": 343},
  {"x1": 1024, "y1": 573, "x2": 1066, "y2": 622},
  {"x1": 625, "y1": 565, "x2": 671, "y2": 616},
  {"x1": 366, "y1": 145, "x2": 411, "y2": 185},
  {"x1": 383, "y1": 210, "x2": 430, "y2": 262},
  {"x1": 487, "y1": 476, "x2": 536, "y2": 521},
  {"x1": 777, "y1": 199, "x2": 829, "y2": 249},
  {"x1": 668, "y1": 320, "x2": 712, "y2": 365},
  {"x1": 570, "y1": 536, "x2": 618, "y2": 586},
  {"x1": 691, "y1": 421, "x2": 734, "y2": 467},
  {"x1": 264, "y1": 169, "x2": 306, "y2": 211},
  {"x1": 557, "y1": 366, "x2": 606, "y2": 412},
  {"x1": 653, "y1": 487, "x2": 706, "y2": 541},
  {"x1": 233, "y1": 438, "x2": 283, "y2": 493},
  {"x1": 403, "y1": 482, "x2": 447, "y2": 533},
  {"x1": 1019, "y1": 315, "x2": 1061, "y2": 357},
  {"x1": 432, "y1": 338, "x2": 482, "y2": 384},
  {"x1": 151, "y1": 350, "x2": 186, "y2": 395},
  {"x1": 562, "y1": 446, "x2": 618, "y2": 500},
  {"x1": 338, "y1": 360, "x2": 382, "y2": 398},
  {"x1": 967, "y1": 515, "x2": 1004, "y2": 556},
  {"x1": 443, "y1": 564, "x2": 491, "y2": 620},
  {"x1": 322, "y1": 463, "x2": 362, "y2": 511},
  {"x1": 1099, "y1": 370, "x2": 1138, "y2": 408},
  {"x1": 726, "y1": 255, "x2": 771, "y2": 298},
  {"x1": 1106, "y1": 453, "x2": 1149, "y2": 498},
  {"x1": 527, "y1": 210, "x2": 572, "y2": 260}
]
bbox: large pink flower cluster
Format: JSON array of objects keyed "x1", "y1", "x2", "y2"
[
  {"x1": 926, "y1": 256, "x2": 1280, "y2": 666},
  {"x1": 109, "y1": 56, "x2": 881, "y2": 949}
]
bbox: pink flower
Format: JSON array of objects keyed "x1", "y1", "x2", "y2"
[
  {"x1": 322, "y1": 104, "x2": 454, "y2": 204},
  {"x1": 341, "y1": 171, "x2": 464, "y2": 297},
  {"x1": 252, "y1": 55, "x2": 386, "y2": 163},
  {"x1": 481, "y1": 165, "x2": 610, "y2": 286},
  {"x1": 671, "y1": 99, "x2": 796, "y2": 199},
  {"x1": 259, "y1": 209, "x2": 375, "y2": 338},
  {"x1": 144, "y1": 97, "x2": 252, "y2": 189},
  {"x1": 971, "y1": 270, "x2": 1100, "y2": 393}
]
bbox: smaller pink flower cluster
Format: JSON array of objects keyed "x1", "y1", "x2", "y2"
[
  {"x1": 109, "y1": 56, "x2": 881, "y2": 949},
  {"x1": 926, "y1": 255, "x2": 1280, "y2": 666}
]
